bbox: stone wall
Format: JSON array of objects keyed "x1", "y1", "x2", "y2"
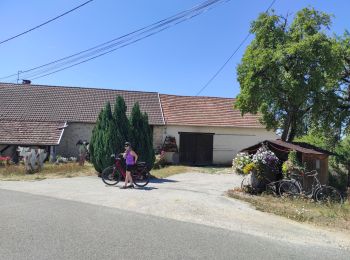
[
  {"x1": 56, "y1": 123, "x2": 164, "y2": 157},
  {"x1": 153, "y1": 126, "x2": 165, "y2": 152},
  {"x1": 56, "y1": 123, "x2": 95, "y2": 157}
]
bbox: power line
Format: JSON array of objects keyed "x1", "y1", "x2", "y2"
[
  {"x1": 0, "y1": 0, "x2": 94, "y2": 46},
  {"x1": 195, "y1": 0, "x2": 277, "y2": 96},
  {"x1": 1, "y1": 0, "x2": 230, "y2": 81},
  {"x1": 26, "y1": 0, "x2": 221, "y2": 79},
  {"x1": 28, "y1": 3, "x2": 221, "y2": 80}
]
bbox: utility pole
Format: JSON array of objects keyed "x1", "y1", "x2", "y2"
[{"x1": 16, "y1": 70, "x2": 22, "y2": 84}]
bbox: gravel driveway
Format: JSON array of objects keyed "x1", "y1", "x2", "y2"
[{"x1": 1, "y1": 173, "x2": 349, "y2": 250}]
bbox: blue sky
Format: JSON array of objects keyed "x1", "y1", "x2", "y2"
[{"x1": 0, "y1": 0, "x2": 349, "y2": 98}]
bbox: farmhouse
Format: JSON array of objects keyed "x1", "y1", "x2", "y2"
[{"x1": 0, "y1": 82, "x2": 277, "y2": 165}]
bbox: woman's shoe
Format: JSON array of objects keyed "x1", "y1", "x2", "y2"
[
  {"x1": 120, "y1": 186, "x2": 128, "y2": 189},
  {"x1": 127, "y1": 184, "x2": 134, "y2": 189}
]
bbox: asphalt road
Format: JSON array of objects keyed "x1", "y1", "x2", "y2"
[{"x1": 0, "y1": 189, "x2": 349, "y2": 260}]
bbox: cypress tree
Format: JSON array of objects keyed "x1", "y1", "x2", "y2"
[
  {"x1": 90, "y1": 102, "x2": 114, "y2": 173},
  {"x1": 112, "y1": 96, "x2": 130, "y2": 154},
  {"x1": 129, "y1": 102, "x2": 155, "y2": 169}
]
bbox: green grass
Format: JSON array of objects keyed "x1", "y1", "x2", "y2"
[
  {"x1": 1, "y1": 163, "x2": 232, "y2": 181},
  {"x1": 227, "y1": 189, "x2": 350, "y2": 231},
  {"x1": 0, "y1": 163, "x2": 96, "y2": 181}
]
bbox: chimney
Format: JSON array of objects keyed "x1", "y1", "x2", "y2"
[{"x1": 22, "y1": 79, "x2": 31, "y2": 84}]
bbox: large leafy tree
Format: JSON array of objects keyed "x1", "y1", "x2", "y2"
[
  {"x1": 236, "y1": 8, "x2": 345, "y2": 141},
  {"x1": 129, "y1": 102, "x2": 155, "y2": 169}
]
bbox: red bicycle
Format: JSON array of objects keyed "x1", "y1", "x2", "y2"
[{"x1": 101, "y1": 153, "x2": 150, "y2": 187}]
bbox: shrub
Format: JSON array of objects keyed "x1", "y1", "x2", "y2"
[
  {"x1": 252, "y1": 146, "x2": 279, "y2": 176},
  {"x1": 232, "y1": 153, "x2": 252, "y2": 174},
  {"x1": 282, "y1": 150, "x2": 305, "y2": 177},
  {"x1": 243, "y1": 162, "x2": 256, "y2": 175}
]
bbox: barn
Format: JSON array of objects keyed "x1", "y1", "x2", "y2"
[{"x1": 0, "y1": 82, "x2": 277, "y2": 165}]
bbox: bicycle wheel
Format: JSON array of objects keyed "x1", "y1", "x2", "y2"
[
  {"x1": 265, "y1": 182, "x2": 278, "y2": 196},
  {"x1": 132, "y1": 169, "x2": 150, "y2": 187},
  {"x1": 278, "y1": 180, "x2": 301, "y2": 197},
  {"x1": 102, "y1": 166, "x2": 121, "y2": 186},
  {"x1": 315, "y1": 186, "x2": 343, "y2": 204}
]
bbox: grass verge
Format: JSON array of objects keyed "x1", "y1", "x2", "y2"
[
  {"x1": 0, "y1": 163, "x2": 96, "y2": 181},
  {"x1": 227, "y1": 189, "x2": 350, "y2": 231},
  {"x1": 151, "y1": 165, "x2": 233, "y2": 179}
]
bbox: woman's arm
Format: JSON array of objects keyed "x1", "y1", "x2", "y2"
[{"x1": 131, "y1": 151, "x2": 138, "y2": 163}]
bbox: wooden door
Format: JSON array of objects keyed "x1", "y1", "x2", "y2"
[{"x1": 179, "y1": 132, "x2": 213, "y2": 165}]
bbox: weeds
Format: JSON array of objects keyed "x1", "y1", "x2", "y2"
[
  {"x1": 227, "y1": 189, "x2": 350, "y2": 231},
  {"x1": 0, "y1": 163, "x2": 96, "y2": 181}
]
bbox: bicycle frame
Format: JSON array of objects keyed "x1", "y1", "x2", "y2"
[
  {"x1": 113, "y1": 157, "x2": 127, "y2": 178},
  {"x1": 292, "y1": 170, "x2": 322, "y2": 197}
]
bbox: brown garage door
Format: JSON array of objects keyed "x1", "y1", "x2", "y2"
[{"x1": 179, "y1": 132, "x2": 214, "y2": 166}]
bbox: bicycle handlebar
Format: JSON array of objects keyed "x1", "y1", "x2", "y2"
[{"x1": 302, "y1": 170, "x2": 318, "y2": 177}]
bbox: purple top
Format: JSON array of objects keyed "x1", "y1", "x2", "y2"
[{"x1": 125, "y1": 150, "x2": 135, "y2": 166}]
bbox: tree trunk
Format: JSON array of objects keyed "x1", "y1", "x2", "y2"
[
  {"x1": 348, "y1": 162, "x2": 350, "y2": 188},
  {"x1": 281, "y1": 115, "x2": 291, "y2": 141},
  {"x1": 286, "y1": 117, "x2": 297, "y2": 142}
]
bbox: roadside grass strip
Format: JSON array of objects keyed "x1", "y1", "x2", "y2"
[
  {"x1": 0, "y1": 163, "x2": 96, "y2": 181},
  {"x1": 227, "y1": 189, "x2": 350, "y2": 231}
]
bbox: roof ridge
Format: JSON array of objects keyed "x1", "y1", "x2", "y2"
[
  {"x1": 0, "y1": 82, "x2": 159, "y2": 95},
  {"x1": 160, "y1": 93, "x2": 237, "y2": 100}
]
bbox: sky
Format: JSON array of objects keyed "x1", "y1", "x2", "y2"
[{"x1": 0, "y1": 0, "x2": 349, "y2": 98}]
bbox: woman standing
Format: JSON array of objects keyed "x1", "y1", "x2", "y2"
[{"x1": 121, "y1": 142, "x2": 138, "y2": 189}]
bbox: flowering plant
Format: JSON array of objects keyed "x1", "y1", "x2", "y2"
[
  {"x1": 282, "y1": 150, "x2": 305, "y2": 177},
  {"x1": 232, "y1": 153, "x2": 252, "y2": 175},
  {"x1": 252, "y1": 146, "x2": 280, "y2": 175},
  {"x1": 242, "y1": 162, "x2": 257, "y2": 175}
]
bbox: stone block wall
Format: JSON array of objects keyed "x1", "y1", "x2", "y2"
[{"x1": 56, "y1": 123, "x2": 95, "y2": 158}]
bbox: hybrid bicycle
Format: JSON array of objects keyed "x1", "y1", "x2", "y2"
[{"x1": 102, "y1": 154, "x2": 150, "y2": 187}]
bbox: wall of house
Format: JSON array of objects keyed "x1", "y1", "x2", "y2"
[
  {"x1": 153, "y1": 126, "x2": 165, "y2": 151},
  {"x1": 56, "y1": 123, "x2": 164, "y2": 157},
  {"x1": 163, "y1": 125, "x2": 278, "y2": 165},
  {"x1": 0, "y1": 145, "x2": 17, "y2": 157},
  {"x1": 56, "y1": 123, "x2": 95, "y2": 158}
]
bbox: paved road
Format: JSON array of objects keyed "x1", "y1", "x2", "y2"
[
  {"x1": 1, "y1": 173, "x2": 349, "y2": 249},
  {"x1": 0, "y1": 189, "x2": 349, "y2": 260}
]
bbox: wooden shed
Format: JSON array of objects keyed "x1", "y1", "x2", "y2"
[{"x1": 241, "y1": 140, "x2": 334, "y2": 189}]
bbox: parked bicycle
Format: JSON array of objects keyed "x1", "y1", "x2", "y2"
[
  {"x1": 289, "y1": 170, "x2": 343, "y2": 204},
  {"x1": 102, "y1": 153, "x2": 150, "y2": 187},
  {"x1": 241, "y1": 174, "x2": 300, "y2": 197}
]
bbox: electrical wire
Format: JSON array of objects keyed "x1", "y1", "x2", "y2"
[
  {"x1": 195, "y1": 0, "x2": 277, "y2": 96},
  {"x1": 0, "y1": 0, "x2": 94, "y2": 46},
  {"x1": 1, "y1": 0, "x2": 229, "y2": 82}
]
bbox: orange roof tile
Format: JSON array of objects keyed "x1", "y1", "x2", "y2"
[{"x1": 160, "y1": 94, "x2": 263, "y2": 128}]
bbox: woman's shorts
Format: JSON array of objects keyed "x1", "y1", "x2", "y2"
[{"x1": 126, "y1": 164, "x2": 135, "y2": 171}]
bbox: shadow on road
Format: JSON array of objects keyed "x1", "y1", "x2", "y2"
[{"x1": 149, "y1": 178, "x2": 178, "y2": 184}]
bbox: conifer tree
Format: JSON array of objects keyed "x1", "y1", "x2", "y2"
[{"x1": 129, "y1": 102, "x2": 155, "y2": 169}]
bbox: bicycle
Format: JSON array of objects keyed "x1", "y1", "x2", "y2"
[
  {"x1": 241, "y1": 173, "x2": 300, "y2": 197},
  {"x1": 289, "y1": 170, "x2": 343, "y2": 204},
  {"x1": 102, "y1": 153, "x2": 150, "y2": 187}
]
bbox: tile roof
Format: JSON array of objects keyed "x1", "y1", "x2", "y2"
[
  {"x1": 0, "y1": 83, "x2": 164, "y2": 125},
  {"x1": 159, "y1": 94, "x2": 263, "y2": 128},
  {"x1": 0, "y1": 120, "x2": 66, "y2": 145}
]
